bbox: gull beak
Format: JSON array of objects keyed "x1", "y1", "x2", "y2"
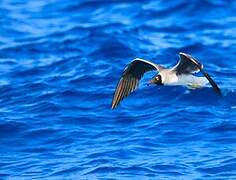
[{"x1": 148, "y1": 78, "x2": 157, "y2": 85}]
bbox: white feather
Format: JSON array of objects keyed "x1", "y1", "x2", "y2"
[{"x1": 160, "y1": 71, "x2": 208, "y2": 88}]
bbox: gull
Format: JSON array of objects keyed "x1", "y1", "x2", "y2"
[{"x1": 111, "y1": 52, "x2": 221, "y2": 109}]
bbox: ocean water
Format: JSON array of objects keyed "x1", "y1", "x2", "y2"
[{"x1": 0, "y1": 0, "x2": 236, "y2": 179}]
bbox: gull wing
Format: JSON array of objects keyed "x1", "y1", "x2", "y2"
[
  {"x1": 174, "y1": 52, "x2": 221, "y2": 95},
  {"x1": 173, "y1": 52, "x2": 203, "y2": 74},
  {"x1": 111, "y1": 58, "x2": 161, "y2": 109}
]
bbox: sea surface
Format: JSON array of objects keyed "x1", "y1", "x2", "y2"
[{"x1": 0, "y1": 0, "x2": 236, "y2": 179}]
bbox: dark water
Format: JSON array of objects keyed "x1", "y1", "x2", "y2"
[{"x1": 0, "y1": 0, "x2": 236, "y2": 179}]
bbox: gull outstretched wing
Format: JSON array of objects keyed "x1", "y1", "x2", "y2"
[
  {"x1": 173, "y1": 52, "x2": 221, "y2": 95},
  {"x1": 111, "y1": 58, "x2": 161, "y2": 109}
]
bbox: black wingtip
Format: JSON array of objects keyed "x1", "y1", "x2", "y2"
[
  {"x1": 202, "y1": 71, "x2": 222, "y2": 96},
  {"x1": 214, "y1": 85, "x2": 222, "y2": 96}
]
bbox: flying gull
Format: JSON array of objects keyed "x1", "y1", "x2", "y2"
[{"x1": 111, "y1": 52, "x2": 221, "y2": 109}]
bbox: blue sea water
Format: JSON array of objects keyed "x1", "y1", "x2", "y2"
[{"x1": 0, "y1": 0, "x2": 236, "y2": 179}]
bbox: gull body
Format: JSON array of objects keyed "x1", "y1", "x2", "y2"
[{"x1": 159, "y1": 69, "x2": 208, "y2": 87}]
